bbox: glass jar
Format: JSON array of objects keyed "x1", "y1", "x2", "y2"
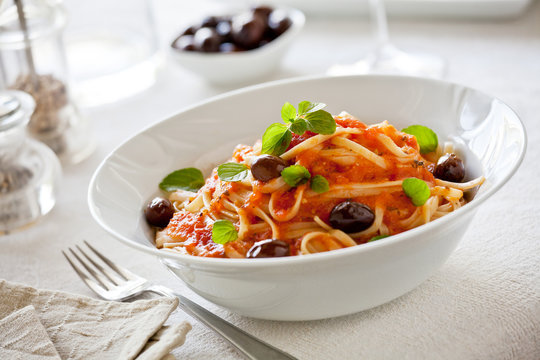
[
  {"x1": 0, "y1": 90, "x2": 61, "y2": 234},
  {"x1": 0, "y1": 0, "x2": 94, "y2": 164}
]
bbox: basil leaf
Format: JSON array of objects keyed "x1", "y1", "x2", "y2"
[
  {"x1": 211, "y1": 220, "x2": 238, "y2": 244},
  {"x1": 290, "y1": 118, "x2": 307, "y2": 135},
  {"x1": 402, "y1": 177, "x2": 430, "y2": 206},
  {"x1": 262, "y1": 123, "x2": 292, "y2": 156},
  {"x1": 281, "y1": 102, "x2": 297, "y2": 123},
  {"x1": 217, "y1": 162, "x2": 249, "y2": 182},
  {"x1": 310, "y1": 175, "x2": 329, "y2": 193},
  {"x1": 369, "y1": 234, "x2": 389, "y2": 242},
  {"x1": 298, "y1": 101, "x2": 326, "y2": 116},
  {"x1": 281, "y1": 165, "x2": 311, "y2": 187},
  {"x1": 401, "y1": 125, "x2": 438, "y2": 154},
  {"x1": 305, "y1": 110, "x2": 336, "y2": 135},
  {"x1": 159, "y1": 167, "x2": 204, "y2": 192}
]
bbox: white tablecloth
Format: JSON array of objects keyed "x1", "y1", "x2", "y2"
[{"x1": 2, "y1": 1, "x2": 539, "y2": 359}]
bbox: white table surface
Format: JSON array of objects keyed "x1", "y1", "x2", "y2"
[{"x1": 2, "y1": 1, "x2": 539, "y2": 359}]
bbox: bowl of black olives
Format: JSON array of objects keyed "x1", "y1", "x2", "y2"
[{"x1": 169, "y1": 5, "x2": 305, "y2": 84}]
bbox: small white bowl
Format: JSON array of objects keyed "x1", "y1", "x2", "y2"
[
  {"x1": 88, "y1": 75, "x2": 526, "y2": 321},
  {"x1": 169, "y1": 7, "x2": 305, "y2": 85}
]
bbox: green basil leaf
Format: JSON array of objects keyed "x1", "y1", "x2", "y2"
[
  {"x1": 305, "y1": 110, "x2": 336, "y2": 135},
  {"x1": 262, "y1": 123, "x2": 292, "y2": 156},
  {"x1": 281, "y1": 165, "x2": 311, "y2": 187},
  {"x1": 211, "y1": 220, "x2": 238, "y2": 244},
  {"x1": 369, "y1": 234, "x2": 389, "y2": 242},
  {"x1": 281, "y1": 102, "x2": 297, "y2": 123},
  {"x1": 298, "y1": 101, "x2": 326, "y2": 116},
  {"x1": 159, "y1": 167, "x2": 204, "y2": 192},
  {"x1": 217, "y1": 162, "x2": 249, "y2": 182},
  {"x1": 290, "y1": 118, "x2": 308, "y2": 135},
  {"x1": 401, "y1": 125, "x2": 438, "y2": 154},
  {"x1": 310, "y1": 175, "x2": 329, "y2": 193},
  {"x1": 402, "y1": 177, "x2": 431, "y2": 206}
]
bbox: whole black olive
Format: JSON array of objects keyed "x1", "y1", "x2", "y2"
[
  {"x1": 219, "y1": 42, "x2": 242, "y2": 53},
  {"x1": 433, "y1": 153, "x2": 465, "y2": 182},
  {"x1": 231, "y1": 12, "x2": 266, "y2": 49},
  {"x1": 200, "y1": 15, "x2": 220, "y2": 28},
  {"x1": 182, "y1": 25, "x2": 198, "y2": 36},
  {"x1": 268, "y1": 9, "x2": 291, "y2": 37},
  {"x1": 145, "y1": 197, "x2": 174, "y2": 228},
  {"x1": 171, "y1": 35, "x2": 196, "y2": 51},
  {"x1": 250, "y1": 155, "x2": 288, "y2": 182},
  {"x1": 216, "y1": 20, "x2": 233, "y2": 42},
  {"x1": 246, "y1": 239, "x2": 290, "y2": 258},
  {"x1": 252, "y1": 5, "x2": 273, "y2": 20},
  {"x1": 329, "y1": 201, "x2": 375, "y2": 233},
  {"x1": 193, "y1": 28, "x2": 222, "y2": 52}
]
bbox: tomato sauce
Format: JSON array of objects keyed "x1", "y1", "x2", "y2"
[{"x1": 162, "y1": 117, "x2": 437, "y2": 257}]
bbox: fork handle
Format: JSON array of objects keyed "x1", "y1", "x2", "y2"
[{"x1": 147, "y1": 285, "x2": 297, "y2": 360}]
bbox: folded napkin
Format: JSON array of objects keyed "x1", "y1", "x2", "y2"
[{"x1": 0, "y1": 280, "x2": 191, "y2": 360}]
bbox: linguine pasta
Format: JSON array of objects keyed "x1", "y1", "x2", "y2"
[{"x1": 155, "y1": 113, "x2": 484, "y2": 258}]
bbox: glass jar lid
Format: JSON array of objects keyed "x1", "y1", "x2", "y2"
[{"x1": 0, "y1": 90, "x2": 34, "y2": 131}]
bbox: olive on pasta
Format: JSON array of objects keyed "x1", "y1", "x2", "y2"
[
  {"x1": 433, "y1": 153, "x2": 465, "y2": 182},
  {"x1": 145, "y1": 197, "x2": 174, "y2": 228},
  {"x1": 329, "y1": 201, "x2": 375, "y2": 233},
  {"x1": 246, "y1": 239, "x2": 290, "y2": 258}
]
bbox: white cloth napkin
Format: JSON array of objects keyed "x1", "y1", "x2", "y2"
[{"x1": 0, "y1": 280, "x2": 191, "y2": 360}]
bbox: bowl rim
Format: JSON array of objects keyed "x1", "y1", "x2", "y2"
[
  {"x1": 88, "y1": 73, "x2": 527, "y2": 269},
  {"x1": 168, "y1": 6, "x2": 306, "y2": 59}
]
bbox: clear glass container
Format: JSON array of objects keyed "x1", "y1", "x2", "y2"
[
  {"x1": 0, "y1": 0, "x2": 94, "y2": 164},
  {"x1": 0, "y1": 90, "x2": 61, "y2": 234}
]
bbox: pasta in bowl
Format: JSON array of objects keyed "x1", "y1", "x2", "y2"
[
  {"x1": 89, "y1": 75, "x2": 525, "y2": 320},
  {"x1": 148, "y1": 105, "x2": 485, "y2": 259}
]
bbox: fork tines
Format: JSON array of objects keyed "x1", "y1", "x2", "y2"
[{"x1": 62, "y1": 241, "x2": 134, "y2": 297}]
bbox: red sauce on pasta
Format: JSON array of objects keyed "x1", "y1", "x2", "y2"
[{"x1": 157, "y1": 115, "x2": 472, "y2": 258}]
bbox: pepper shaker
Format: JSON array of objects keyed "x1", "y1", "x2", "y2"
[
  {"x1": 0, "y1": 0, "x2": 94, "y2": 164},
  {"x1": 0, "y1": 90, "x2": 61, "y2": 234}
]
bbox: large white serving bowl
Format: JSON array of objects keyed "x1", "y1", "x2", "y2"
[{"x1": 88, "y1": 75, "x2": 526, "y2": 321}]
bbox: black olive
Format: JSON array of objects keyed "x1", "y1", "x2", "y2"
[
  {"x1": 251, "y1": 5, "x2": 273, "y2": 20},
  {"x1": 268, "y1": 9, "x2": 291, "y2": 37},
  {"x1": 200, "y1": 15, "x2": 220, "y2": 28},
  {"x1": 216, "y1": 20, "x2": 233, "y2": 42},
  {"x1": 219, "y1": 42, "x2": 242, "y2": 53},
  {"x1": 250, "y1": 155, "x2": 288, "y2": 182},
  {"x1": 171, "y1": 35, "x2": 196, "y2": 51},
  {"x1": 246, "y1": 239, "x2": 290, "y2": 258},
  {"x1": 193, "y1": 28, "x2": 222, "y2": 52},
  {"x1": 182, "y1": 25, "x2": 198, "y2": 36},
  {"x1": 145, "y1": 197, "x2": 174, "y2": 228},
  {"x1": 433, "y1": 153, "x2": 465, "y2": 182},
  {"x1": 231, "y1": 12, "x2": 266, "y2": 49},
  {"x1": 329, "y1": 201, "x2": 375, "y2": 233}
]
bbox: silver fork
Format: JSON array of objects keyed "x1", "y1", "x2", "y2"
[{"x1": 62, "y1": 241, "x2": 297, "y2": 360}]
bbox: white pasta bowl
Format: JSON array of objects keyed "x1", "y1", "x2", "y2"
[
  {"x1": 88, "y1": 75, "x2": 526, "y2": 321},
  {"x1": 169, "y1": 7, "x2": 305, "y2": 85}
]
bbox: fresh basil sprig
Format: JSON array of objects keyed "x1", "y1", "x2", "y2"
[
  {"x1": 310, "y1": 175, "x2": 329, "y2": 193},
  {"x1": 261, "y1": 123, "x2": 292, "y2": 156},
  {"x1": 281, "y1": 165, "x2": 311, "y2": 187},
  {"x1": 401, "y1": 125, "x2": 438, "y2": 154},
  {"x1": 217, "y1": 162, "x2": 249, "y2": 182},
  {"x1": 159, "y1": 167, "x2": 205, "y2": 192},
  {"x1": 211, "y1": 220, "x2": 238, "y2": 244},
  {"x1": 402, "y1": 177, "x2": 430, "y2": 206},
  {"x1": 262, "y1": 101, "x2": 336, "y2": 156}
]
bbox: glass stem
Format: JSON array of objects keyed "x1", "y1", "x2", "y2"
[{"x1": 368, "y1": 0, "x2": 391, "y2": 52}]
